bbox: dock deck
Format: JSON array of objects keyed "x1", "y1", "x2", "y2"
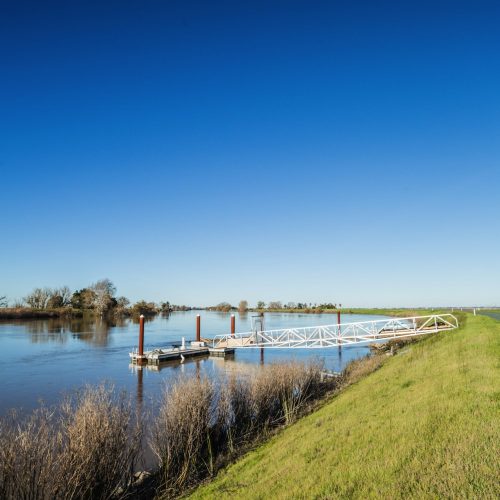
[{"x1": 130, "y1": 342, "x2": 234, "y2": 365}]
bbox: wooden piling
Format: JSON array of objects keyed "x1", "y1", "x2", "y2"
[
  {"x1": 231, "y1": 314, "x2": 235, "y2": 337},
  {"x1": 196, "y1": 314, "x2": 201, "y2": 342},
  {"x1": 138, "y1": 314, "x2": 145, "y2": 356}
]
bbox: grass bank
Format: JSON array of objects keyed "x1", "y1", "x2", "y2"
[
  {"x1": 251, "y1": 307, "x2": 442, "y2": 316},
  {"x1": 191, "y1": 313, "x2": 499, "y2": 499}
]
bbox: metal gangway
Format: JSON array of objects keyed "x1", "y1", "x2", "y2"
[{"x1": 212, "y1": 314, "x2": 459, "y2": 349}]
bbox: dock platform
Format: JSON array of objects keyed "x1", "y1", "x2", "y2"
[
  {"x1": 130, "y1": 341, "x2": 235, "y2": 365},
  {"x1": 209, "y1": 347, "x2": 235, "y2": 357}
]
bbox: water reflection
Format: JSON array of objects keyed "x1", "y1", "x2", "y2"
[{"x1": 3, "y1": 316, "x2": 134, "y2": 346}]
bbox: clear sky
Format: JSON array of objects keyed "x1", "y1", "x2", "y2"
[{"x1": 1, "y1": 1, "x2": 499, "y2": 307}]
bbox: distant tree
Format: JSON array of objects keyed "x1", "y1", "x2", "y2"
[
  {"x1": 131, "y1": 300, "x2": 158, "y2": 316},
  {"x1": 113, "y1": 296, "x2": 130, "y2": 315},
  {"x1": 24, "y1": 287, "x2": 51, "y2": 309},
  {"x1": 116, "y1": 296, "x2": 130, "y2": 309},
  {"x1": 47, "y1": 293, "x2": 64, "y2": 309},
  {"x1": 71, "y1": 288, "x2": 96, "y2": 310},
  {"x1": 287, "y1": 302, "x2": 297, "y2": 309},
  {"x1": 238, "y1": 300, "x2": 248, "y2": 312},
  {"x1": 160, "y1": 301, "x2": 171, "y2": 313},
  {"x1": 215, "y1": 302, "x2": 232, "y2": 312},
  {"x1": 267, "y1": 301, "x2": 282, "y2": 310},
  {"x1": 46, "y1": 286, "x2": 72, "y2": 309},
  {"x1": 91, "y1": 279, "x2": 117, "y2": 315},
  {"x1": 257, "y1": 301, "x2": 266, "y2": 309},
  {"x1": 59, "y1": 286, "x2": 72, "y2": 306},
  {"x1": 0, "y1": 295, "x2": 7, "y2": 307}
]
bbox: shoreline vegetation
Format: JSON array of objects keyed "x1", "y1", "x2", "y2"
[{"x1": 0, "y1": 280, "x2": 194, "y2": 321}]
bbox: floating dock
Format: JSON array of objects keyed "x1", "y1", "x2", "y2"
[
  {"x1": 129, "y1": 314, "x2": 235, "y2": 365},
  {"x1": 130, "y1": 341, "x2": 234, "y2": 365}
]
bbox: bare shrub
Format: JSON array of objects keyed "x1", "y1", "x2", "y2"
[
  {"x1": 56, "y1": 385, "x2": 140, "y2": 499},
  {"x1": 341, "y1": 353, "x2": 385, "y2": 387},
  {"x1": 217, "y1": 378, "x2": 254, "y2": 450},
  {"x1": 0, "y1": 385, "x2": 139, "y2": 500},
  {"x1": 0, "y1": 408, "x2": 58, "y2": 499},
  {"x1": 151, "y1": 362, "x2": 328, "y2": 498},
  {"x1": 251, "y1": 361, "x2": 325, "y2": 427},
  {"x1": 151, "y1": 378, "x2": 214, "y2": 495}
]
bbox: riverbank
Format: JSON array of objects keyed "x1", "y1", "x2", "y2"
[
  {"x1": 250, "y1": 307, "x2": 442, "y2": 316},
  {"x1": 0, "y1": 307, "x2": 84, "y2": 320},
  {"x1": 190, "y1": 312, "x2": 499, "y2": 498}
]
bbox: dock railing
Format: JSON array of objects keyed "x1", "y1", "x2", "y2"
[{"x1": 212, "y1": 314, "x2": 459, "y2": 349}]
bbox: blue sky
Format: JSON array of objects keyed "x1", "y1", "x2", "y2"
[{"x1": 1, "y1": 1, "x2": 499, "y2": 307}]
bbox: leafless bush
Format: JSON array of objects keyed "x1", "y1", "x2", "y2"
[
  {"x1": 0, "y1": 385, "x2": 139, "y2": 500},
  {"x1": 250, "y1": 361, "x2": 325, "y2": 427},
  {"x1": 0, "y1": 408, "x2": 58, "y2": 500},
  {"x1": 151, "y1": 378, "x2": 214, "y2": 495},
  {"x1": 151, "y1": 362, "x2": 328, "y2": 497},
  {"x1": 340, "y1": 353, "x2": 385, "y2": 387},
  {"x1": 56, "y1": 385, "x2": 140, "y2": 499}
]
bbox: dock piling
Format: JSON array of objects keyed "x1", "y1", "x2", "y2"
[
  {"x1": 138, "y1": 314, "x2": 145, "y2": 357},
  {"x1": 231, "y1": 314, "x2": 235, "y2": 337},
  {"x1": 196, "y1": 314, "x2": 201, "y2": 342}
]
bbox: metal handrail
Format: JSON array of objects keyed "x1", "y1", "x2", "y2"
[{"x1": 212, "y1": 314, "x2": 458, "y2": 349}]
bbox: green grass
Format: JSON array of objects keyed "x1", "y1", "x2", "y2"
[
  {"x1": 250, "y1": 307, "x2": 444, "y2": 316},
  {"x1": 191, "y1": 314, "x2": 500, "y2": 499}
]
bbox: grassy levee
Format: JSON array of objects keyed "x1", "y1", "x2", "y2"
[{"x1": 190, "y1": 313, "x2": 500, "y2": 499}]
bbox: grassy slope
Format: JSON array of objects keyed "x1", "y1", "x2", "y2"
[{"x1": 191, "y1": 314, "x2": 499, "y2": 499}]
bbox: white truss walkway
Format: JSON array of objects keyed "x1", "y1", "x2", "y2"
[{"x1": 212, "y1": 314, "x2": 459, "y2": 349}]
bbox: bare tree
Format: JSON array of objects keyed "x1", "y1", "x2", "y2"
[
  {"x1": 0, "y1": 296, "x2": 7, "y2": 308},
  {"x1": 238, "y1": 300, "x2": 248, "y2": 312},
  {"x1": 47, "y1": 286, "x2": 72, "y2": 309},
  {"x1": 24, "y1": 288, "x2": 51, "y2": 309},
  {"x1": 91, "y1": 279, "x2": 116, "y2": 315},
  {"x1": 58, "y1": 286, "x2": 72, "y2": 306},
  {"x1": 268, "y1": 301, "x2": 282, "y2": 309}
]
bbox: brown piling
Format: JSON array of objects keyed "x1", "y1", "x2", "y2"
[
  {"x1": 196, "y1": 314, "x2": 201, "y2": 342},
  {"x1": 138, "y1": 314, "x2": 145, "y2": 356},
  {"x1": 231, "y1": 314, "x2": 235, "y2": 337}
]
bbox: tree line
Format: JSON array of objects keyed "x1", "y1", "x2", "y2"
[
  {"x1": 207, "y1": 300, "x2": 342, "y2": 311},
  {"x1": 0, "y1": 280, "x2": 192, "y2": 318}
]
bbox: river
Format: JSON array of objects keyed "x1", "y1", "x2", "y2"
[{"x1": 0, "y1": 310, "x2": 388, "y2": 415}]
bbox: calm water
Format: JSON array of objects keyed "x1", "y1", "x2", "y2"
[
  {"x1": 481, "y1": 311, "x2": 500, "y2": 321},
  {"x1": 0, "y1": 311, "x2": 387, "y2": 415}
]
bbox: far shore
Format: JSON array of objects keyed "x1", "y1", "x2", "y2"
[
  {"x1": 0, "y1": 306, "x2": 448, "y2": 322},
  {"x1": 0, "y1": 307, "x2": 83, "y2": 320}
]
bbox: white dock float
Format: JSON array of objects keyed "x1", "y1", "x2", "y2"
[
  {"x1": 208, "y1": 347, "x2": 235, "y2": 357},
  {"x1": 130, "y1": 343, "x2": 209, "y2": 365},
  {"x1": 129, "y1": 341, "x2": 235, "y2": 365}
]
